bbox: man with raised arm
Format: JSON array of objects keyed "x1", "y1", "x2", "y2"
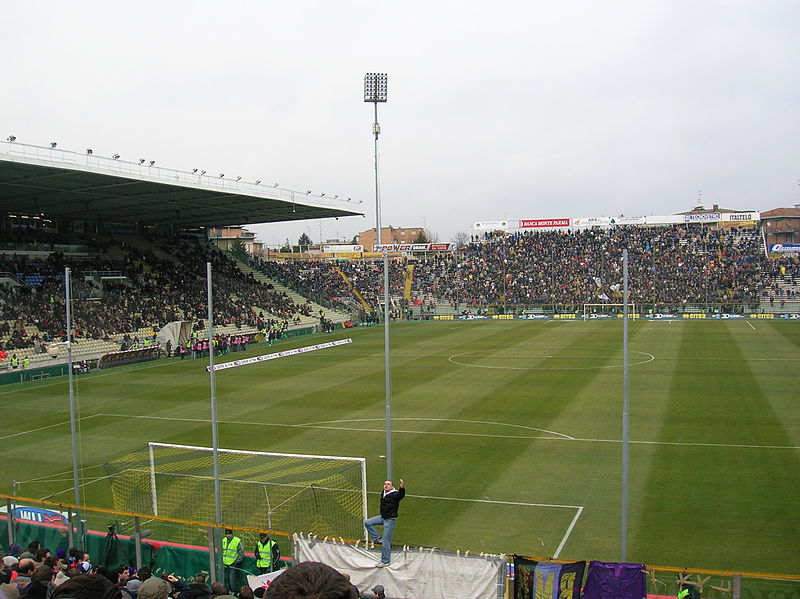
[{"x1": 364, "y1": 478, "x2": 405, "y2": 568}]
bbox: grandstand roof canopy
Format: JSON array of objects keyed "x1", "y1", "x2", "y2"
[{"x1": 0, "y1": 142, "x2": 364, "y2": 228}]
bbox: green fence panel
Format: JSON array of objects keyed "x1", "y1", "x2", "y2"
[
  {"x1": 151, "y1": 543, "x2": 214, "y2": 579},
  {"x1": 0, "y1": 364, "x2": 71, "y2": 386}
]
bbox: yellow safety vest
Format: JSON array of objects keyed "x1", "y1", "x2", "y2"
[
  {"x1": 222, "y1": 536, "x2": 242, "y2": 566},
  {"x1": 256, "y1": 539, "x2": 276, "y2": 568}
]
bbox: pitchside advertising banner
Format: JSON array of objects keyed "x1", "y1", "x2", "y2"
[
  {"x1": 0, "y1": 505, "x2": 69, "y2": 526},
  {"x1": 374, "y1": 243, "x2": 454, "y2": 252},
  {"x1": 434, "y1": 313, "x2": 800, "y2": 321},
  {"x1": 519, "y1": 218, "x2": 571, "y2": 228},
  {"x1": 322, "y1": 244, "x2": 363, "y2": 253},
  {"x1": 769, "y1": 243, "x2": 800, "y2": 254},
  {"x1": 473, "y1": 220, "x2": 510, "y2": 230},
  {"x1": 472, "y1": 213, "x2": 763, "y2": 232},
  {"x1": 207, "y1": 339, "x2": 352, "y2": 372}
]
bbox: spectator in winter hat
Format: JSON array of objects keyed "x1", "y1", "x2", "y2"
[
  {"x1": 136, "y1": 577, "x2": 171, "y2": 599},
  {"x1": 51, "y1": 574, "x2": 122, "y2": 599},
  {"x1": 264, "y1": 561, "x2": 357, "y2": 599}
]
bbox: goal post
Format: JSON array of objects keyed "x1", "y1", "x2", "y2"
[
  {"x1": 104, "y1": 443, "x2": 368, "y2": 542},
  {"x1": 582, "y1": 303, "x2": 636, "y2": 319}
]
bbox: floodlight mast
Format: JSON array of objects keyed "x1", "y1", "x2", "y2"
[
  {"x1": 364, "y1": 72, "x2": 387, "y2": 243},
  {"x1": 364, "y1": 72, "x2": 393, "y2": 481}
]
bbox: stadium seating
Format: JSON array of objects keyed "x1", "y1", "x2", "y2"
[{"x1": 2, "y1": 224, "x2": 799, "y2": 363}]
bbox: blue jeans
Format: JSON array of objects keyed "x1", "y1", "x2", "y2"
[{"x1": 364, "y1": 515, "x2": 397, "y2": 564}]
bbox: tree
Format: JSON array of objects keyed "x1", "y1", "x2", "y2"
[
  {"x1": 452, "y1": 231, "x2": 469, "y2": 247},
  {"x1": 412, "y1": 229, "x2": 440, "y2": 244},
  {"x1": 298, "y1": 232, "x2": 312, "y2": 248},
  {"x1": 227, "y1": 238, "x2": 249, "y2": 262}
]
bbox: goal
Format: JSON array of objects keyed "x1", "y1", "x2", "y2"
[
  {"x1": 582, "y1": 303, "x2": 636, "y2": 319},
  {"x1": 103, "y1": 443, "x2": 368, "y2": 541}
]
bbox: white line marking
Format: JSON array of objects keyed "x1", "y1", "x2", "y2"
[
  {"x1": 747, "y1": 321, "x2": 756, "y2": 330},
  {"x1": 554, "y1": 506, "x2": 583, "y2": 558},
  {"x1": 0, "y1": 414, "x2": 102, "y2": 441},
  {"x1": 92, "y1": 414, "x2": 800, "y2": 450},
  {"x1": 404, "y1": 493, "x2": 581, "y2": 509},
  {"x1": 398, "y1": 492, "x2": 585, "y2": 557},
  {"x1": 570, "y1": 438, "x2": 800, "y2": 450},
  {"x1": 656, "y1": 356, "x2": 800, "y2": 361},
  {"x1": 299, "y1": 418, "x2": 575, "y2": 440},
  {"x1": 96, "y1": 414, "x2": 574, "y2": 442},
  {"x1": 448, "y1": 349, "x2": 656, "y2": 370},
  {"x1": 15, "y1": 464, "x2": 106, "y2": 485}
]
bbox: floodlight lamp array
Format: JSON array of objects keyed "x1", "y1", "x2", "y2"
[{"x1": 364, "y1": 72, "x2": 388, "y2": 103}]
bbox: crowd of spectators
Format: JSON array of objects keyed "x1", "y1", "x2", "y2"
[
  {"x1": 2, "y1": 541, "x2": 389, "y2": 599},
  {"x1": 762, "y1": 255, "x2": 800, "y2": 302},
  {"x1": 264, "y1": 224, "x2": 784, "y2": 312},
  {"x1": 430, "y1": 225, "x2": 767, "y2": 308},
  {"x1": 0, "y1": 538, "x2": 252, "y2": 599},
  {"x1": 0, "y1": 238, "x2": 316, "y2": 354},
  {"x1": 2, "y1": 224, "x2": 798, "y2": 355}
]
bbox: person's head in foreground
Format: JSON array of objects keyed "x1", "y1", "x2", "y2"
[{"x1": 264, "y1": 562, "x2": 356, "y2": 599}]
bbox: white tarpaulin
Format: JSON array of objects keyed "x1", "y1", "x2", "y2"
[
  {"x1": 293, "y1": 534, "x2": 505, "y2": 599},
  {"x1": 246, "y1": 570, "x2": 284, "y2": 591},
  {"x1": 155, "y1": 320, "x2": 192, "y2": 351}
]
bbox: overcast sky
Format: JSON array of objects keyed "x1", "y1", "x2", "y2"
[{"x1": 4, "y1": 1, "x2": 799, "y2": 246}]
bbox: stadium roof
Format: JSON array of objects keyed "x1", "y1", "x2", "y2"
[
  {"x1": 760, "y1": 206, "x2": 800, "y2": 219},
  {"x1": 0, "y1": 141, "x2": 364, "y2": 228}
]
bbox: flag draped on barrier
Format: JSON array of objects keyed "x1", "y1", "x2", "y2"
[
  {"x1": 513, "y1": 556, "x2": 586, "y2": 599},
  {"x1": 206, "y1": 338, "x2": 352, "y2": 372}
]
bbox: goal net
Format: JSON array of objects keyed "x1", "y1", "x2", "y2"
[
  {"x1": 103, "y1": 443, "x2": 367, "y2": 542},
  {"x1": 582, "y1": 303, "x2": 636, "y2": 319}
]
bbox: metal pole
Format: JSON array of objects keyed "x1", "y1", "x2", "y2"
[
  {"x1": 207, "y1": 263, "x2": 223, "y2": 581},
  {"x1": 66, "y1": 509, "x2": 75, "y2": 549},
  {"x1": 621, "y1": 249, "x2": 630, "y2": 560},
  {"x1": 383, "y1": 251, "x2": 392, "y2": 480},
  {"x1": 367, "y1": 73, "x2": 393, "y2": 481},
  {"x1": 66, "y1": 267, "x2": 81, "y2": 507},
  {"x1": 374, "y1": 101, "x2": 381, "y2": 248},
  {"x1": 6, "y1": 498, "x2": 14, "y2": 546},
  {"x1": 207, "y1": 526, "x2": 218, "y2": 584},
  {"x1": 133, "y1": 517, "x2": 143, "y2": 570}
]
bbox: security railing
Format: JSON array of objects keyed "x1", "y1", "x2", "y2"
[{"x1": 2, "y1": 493, "x2": 292, "y2": 583}]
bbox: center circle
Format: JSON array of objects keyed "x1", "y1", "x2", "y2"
[{"x1": 448, "y1": 347, "x2": 655, "y2": 370}]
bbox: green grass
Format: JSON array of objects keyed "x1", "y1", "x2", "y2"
[{"x1": 2, "y1": 320, "x2": 799, "y2": 574}]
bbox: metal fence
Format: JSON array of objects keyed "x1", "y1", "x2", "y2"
[{"x1": 3, "y1": 494, "x2": 799, "y2": 597}]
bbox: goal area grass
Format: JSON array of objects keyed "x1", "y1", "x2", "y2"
[{"x1": 2, "y1": 319, "x2": 799, "y2": 574}]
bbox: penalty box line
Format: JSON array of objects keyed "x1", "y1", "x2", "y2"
[
  {"x1": 404, "y1": 492, "x2": 583, "y2": 559},
  {"x1": 6, "y1": 412, "x2": 585, "y2": 558},
  {"x1": 92, "y1": 414, "x2": 800, "y2": 450}
]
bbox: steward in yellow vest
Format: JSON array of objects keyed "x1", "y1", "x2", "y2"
[
  {"x1": 222, "y1": 529, "x2": 244, "y2": 591},
  {"x1": 255, "y1": 533, "x2": 281, "y2": 574}
]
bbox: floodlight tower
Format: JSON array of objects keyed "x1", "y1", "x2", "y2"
[
  {"x1": 364, "y1": 73, "x2": 388, "y2": 244},
  {"x1": 364, "y1": 72, "x2": 393, "y2": 480}
]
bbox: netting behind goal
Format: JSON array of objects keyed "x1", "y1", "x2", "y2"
[{"x1": 103, "y1": 443, "x2": 367, "y2": 542}]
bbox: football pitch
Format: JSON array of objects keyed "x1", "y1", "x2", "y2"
[{"x1": 3, "y1": 319, "x2": 799, "y2": 574}]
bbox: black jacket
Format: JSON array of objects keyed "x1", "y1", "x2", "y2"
[{"x1": 379, "y1": 487, "x2": 405, "y2": 519}]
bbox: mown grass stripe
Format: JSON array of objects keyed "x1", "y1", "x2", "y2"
[{"x1": 634, "y1": 322, "x2": 800, "y2": 572}]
